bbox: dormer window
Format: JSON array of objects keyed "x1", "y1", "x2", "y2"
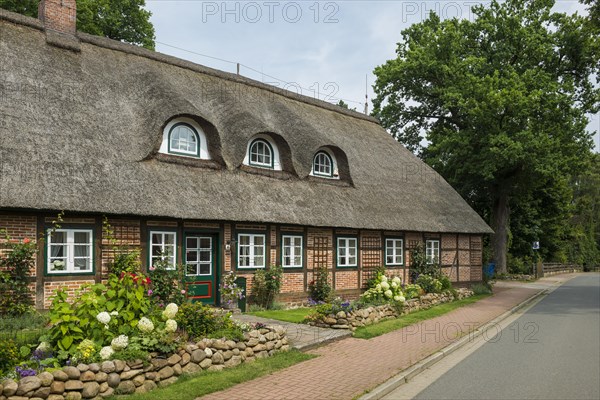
[
  {"x1": 249, "y1": 139, "x2": 273, "y2": 168},
  {"x1": 310, "y1": 148, "x2": 339, "y2": 179},
  {"x1": 313, "y1": 151, "x2": 333, "y2": 177},
  {"x1": 243, "y1": 134, "x2": 282, "y2": 171},
  {"x1": 169, "y1": 123, "x2": 198, "y2": 156},
  {"x1": 159, "y1": 118, "x2": 211, "y2": 159}
]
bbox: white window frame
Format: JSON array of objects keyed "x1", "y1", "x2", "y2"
[
  {"x1": 185, "y1": 236, "x2": 212, "y2": 277},
  {"x1": 249, "y1": 139, "x2": 273, "y2": 168},
  {"x1": 158, "y1": 118, "x2": 211, "y2": 160},
  {"x1": 237, "y1": 233, "x2": 266, "y2": 269},
  {"x1": 313, "y1": 151, "x2": 333, "y2": 177},
  {"x1": 150, "y1": 231, "x2": 177, "y2": 270},
  {"x1": 426, "y1": 240, "x2": 440, "y2": 264},
  {"x1": 47, "y1": 228, "x2": 93, "y2": 274},
  {"x1": 282, "y1": 235, "x2": 303, "y2": 268},
  {"x1": 337, "y1": 237, "x2": 358, "y2": 267},
  {"x1": 385, "y1": 238, "x2": 404, "y2": 266},
  {"x1": 169, "y1": 123, "x2": 199, "y2": 156}
]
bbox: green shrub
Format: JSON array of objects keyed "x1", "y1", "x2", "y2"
[
  {"x1": 0, "y1": 232, "x2": 37, "y2": 316},
  {"x1": 0, "y1": 339, "x2": 19, "y2": 375},
  {"x1": 403, "y1": 284, "x2": 423, "y2": 300},
  {"x1": 111, "y1": 347, "x2": 150, "y2": 363},
  {"x1": 361, "y1": 272, "x2": 405, "y2": 304},
  {"x1": 251, "y1": 265, "x2": 283, "y2": 309},
  {"x1": 415, "y1": 275, "x2": 443, "y2": 294},
  {"x1": 439, "y1": 274, "x2": 452, "y2": 291},
  {"x1": 149, "y1": 257, "x2": 186, "y2": 305},
  {"x1": 366, "y1": 266, "x2": 387, "y2": 289},
  {"x1": 471, "y1": 283, "x2": 493, "y2": 295},
  {"x1": 176, "y1": 302, "x2": 219, "y2": 340},
  {"x1": 409, "y1": 245, "x2": 441, "y2": 282},
  {"x1": 308, "y1": 265, "x2": 331, "y2": 302}
]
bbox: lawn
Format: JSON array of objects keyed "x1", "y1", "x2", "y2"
[
  {"x1": 353, "y1": 294, "x2": 491, "y2": 339},
  {"x1": 111, "y1": 349, "x2": 315, "y2": 400},
  {"x1": 248, "y1": 307, "x2": 312, "y2": 323}
]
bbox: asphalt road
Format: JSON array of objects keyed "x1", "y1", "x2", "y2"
[{"x1": 411, "y1": 274, "x2": 600, "y2": 400}]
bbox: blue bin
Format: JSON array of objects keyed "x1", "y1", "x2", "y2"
[{"x1": 484, "y1": 262, "x2": 496, "y2": 278}]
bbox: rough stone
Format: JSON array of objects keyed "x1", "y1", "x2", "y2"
[
  {"x1": 113, "y1": 360, "x2": 126, "y2": 373},
  {"x1": 48, "y1": 395, "x2": 65, "y2": 400},
  {"x1": 281, "y1": 345, "x2": 290, "y2": 351},
  {"x1": 211, "y1": 352, "x2": 224, "y2": 365},
  {"x1": 64, "y1": 392, "x2": 82, "y2": 400},
  {"x1": 115, "y1": 381, "x2": 135, "y2": 395},
  {"x1": 253, "y1": 344, "x2": 267, "y2": 352},
  {"x1": 76, "y1": 364, "x2": 88, "y2": 373},
  {"x1": 37, "y1": 372, "x2": 54, "y2": 388},
  {"x1": 106, "y1": 373, "x2": 120, "y2": 389},
  {"x1": 225, "y1": 340, "x2": 237, "y2": 349},
  {"x1": 255, "y1": 351, "x2": 268, "y2": 359},
  {"x1": 258, "y1": 335, "x2": 267, "y2": 344},
  {"x1": 191, "y1": 349, "x2": 206, "y2": 363},
  {"x1": 211, "y1": 341, "x2": 229, "y2": 351},
  {"x1": 182, "y1": 363, "x2": 201, "y2": 374},
  {"x1": 180, "y1": 352, "x2": 191, "y2": 366},
  {"x1": 62, "y1": 368, "x2": 80, "y2": 380},
  {"x1": 15, "y1": 376, "x2": 42, "y2": 397},
  {"x1": 246, "y1": 338, "x2": 259, "y2": 347},
  {"x1": 32, "y1": 386, "x2": 51, "y2": 399},
  {"x1": 144, "y1": 372, "x2": 156, "y2": 381},
  {"x1": 167, "y1": 354, "x2": 181, "y2": 366},
  {"x1": 98, "y1": 383, "x2": 108, "y2": 394},
  {"x1": 81, "y1": 382, "x2": 99, "y2": 399},
  {"x1": 158, "y1": 366, "x2": 174, "y2": 380},
  {"x1": 64, "y1": 381, "x2": 83, "y2": 391},
  {"x1": 142, "y1": 381, "x2": 156, "y2": 392},
  {"x1": 132, "y1": 375, "x2": 145, "y2": 387},
  {"x1": 224, "y1": 356, "x2": 242, "y2": 368},
  {"x1": 150, "y1": 359, "x2": 168, "y2": 369},
  {"x1": 126, "y1": 360, "x2": 143, "y2": 370},
  {"x1": 204, "y1": 348, "x2": 213, "y2": 357},
  {"x1": 266, "y1": 342, "x2": 274, "y2": 351},
  {"x1": 207, "y1": 365, "x2": 224, "y2": 372},
  {"x1": 98, "y1": 387, "x2": 113, "y2": 398},
  {"x1": 172, "y1": 364, "x2": 182, "y2": 376},
  {"x1": 264, "y1": 332, "x2": 276, "y2": 341},
  {"x1": 50, "y1": 381, "x2": 64, "y2": 395},
  {"x1": 157, "y1": 377, "x2": 177, "y2": 388},
  {"x1": 236, "y1": 342, "x2": 246, "y2": 350},
  {"x1": 94, "y1": 372, "x2": 107, "y2": 384},
  {"x1": 80, "y1": 371, "x2": 95, "y2": 382},
  {"x1": 99, "y1": 362, "x2": 115, "y2": 374},
  {"x1": 232, "y1": 348, "x2": 240, "y2": 356},
  {"x1": 184, "y1": 344, "x2": 198, "y2": 354},
  {"x1": 222, "y1": 350, "x2": 233, "y2": 361},
  {"x1": 87, "y1": 364, "x2": 99, "y2": 373},
  {"x1": 245, "y1": 347, "x2": 254, "y2": 357},
  {"x1": 119, "y1": 370, "x2": 142, "y2": 380},
  {"x1": 199, "y1": 359, "x2": 212, "y2": 369}
]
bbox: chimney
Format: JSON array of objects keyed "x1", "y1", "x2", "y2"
[{"x1": 38, "y1": 0, "x2": 77, "y2": 35}]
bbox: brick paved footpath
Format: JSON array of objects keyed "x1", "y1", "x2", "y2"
[{"x1": 201, "y1": 278, "x2": 567, "y2": 400}]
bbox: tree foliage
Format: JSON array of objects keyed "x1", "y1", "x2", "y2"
[
  {"x1": 0, "y1": 0, "x2": 155, "y2": 50},
  {"x1": 373, "y1": 0, "x2": 599, "y2": 272}
]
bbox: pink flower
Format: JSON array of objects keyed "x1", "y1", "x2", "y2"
[
  {"x1": 23, "y1": 238, "x2": 31, "y2": 244},
  {"x1": 149, "y1": 266, "x2": 155, "y2": 272},
  {"x1": 147, "y1": 289, "x2": 153, "y2": 296},
  {"x1": 181, "y1": 290, "x2": 186, "y2": 295}
]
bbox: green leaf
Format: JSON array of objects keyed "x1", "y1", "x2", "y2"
[
  {"x1": 20, "y1": 345, "x2": 31, "y2": 357},
  {"x1": 61, "y1": 336, "x2": 73, "y2": 350}
]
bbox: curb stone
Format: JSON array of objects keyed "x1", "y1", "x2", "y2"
[{"x1": 358, "y1": 286, "x2": 554, "y2": 400}]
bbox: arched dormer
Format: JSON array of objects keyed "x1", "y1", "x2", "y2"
[
  {"x1": 310, "y1": 148, "x2": 339, "y2": 179},
  {"x1": 159, "y1": 117, "x2": 210, "y2": 159},
  {"x1": 243, "y1": 134, "x2": 282, "y2": 171}
]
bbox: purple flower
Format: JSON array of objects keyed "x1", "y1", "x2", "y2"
[
  {"x1": 16, "y1": 365, "x2": 37, "y2": 378},
  {"x1": 147, "y1": 289, "x2": 153, "y2": 296}
]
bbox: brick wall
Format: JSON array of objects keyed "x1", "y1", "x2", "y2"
[
  {"x1": 43, "y1": 279, "x2": 95, "y2": 309},
  {"x1": 0, "y1": 214, "x2": 37, "y2": 277},
  {"x1": 101, "y1": 219, "x2": 141, "y2": 276},
  {"x1": 39, "y1": 0, "x2": 77, "y2": 34}
]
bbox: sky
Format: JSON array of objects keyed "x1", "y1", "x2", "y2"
[{"x1": 145, "y1": 0, "x2": 599, "y2": 152}]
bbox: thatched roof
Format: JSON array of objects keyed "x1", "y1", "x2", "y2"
[{"x1": 0, "y1": 9, "x2": 492, "y2": 234}]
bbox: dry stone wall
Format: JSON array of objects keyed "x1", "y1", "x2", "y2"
[
  {"x1": 0, "y1": 326, "x2": 289, "y2": 400},
  {"x1": 307, "y1": 288, "x2": 474, "y2": 330}
]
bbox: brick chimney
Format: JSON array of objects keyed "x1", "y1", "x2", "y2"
[{"x1": 38, "y1": 0, "x2": 76, "y2": 35}]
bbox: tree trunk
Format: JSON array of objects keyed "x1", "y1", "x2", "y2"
[{"x1": 491, "y1": 191, "x2": 510, "y2": 274}]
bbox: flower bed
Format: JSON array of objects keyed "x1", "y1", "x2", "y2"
[
  {"x1": 306, "y1": 288, "x2": 474, "y2": 330},
  {"x1": 0, "y1": 325, "x2": 289, "y2": 400}
]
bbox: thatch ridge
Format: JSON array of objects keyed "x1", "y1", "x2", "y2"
[{"x1": 0, "y1": 10, "x2": 493, "y2": 234}]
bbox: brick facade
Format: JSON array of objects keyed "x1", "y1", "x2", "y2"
[{"x1": 0, "y1": 212, "x2": 486, "y2": 309}]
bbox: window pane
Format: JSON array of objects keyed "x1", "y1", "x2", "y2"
[
  {"x1": 74, "y1": 258, "x2": 90, "y2": 271},
  {"x1": 349, "y1": 256, "x2": 356, "y2": 265},
  {"x1": 51, "y1": 231, "x2": 66, "y2": 243},
  {"x1": 187, "y1": 237, "x2": 198, "y2": 249},
  {"x1": 239, "y1": 256, "x2": 250, "y2": 267},
  {"x1": 283, "y1": 256, "x2": 290, "y2": 266},
  {"x1": 74, "y1": 245, "x2": 89, "y2": 257},
  {"x1": 200, "y1": 238, "x2": 211, "y2": 249},
  {"x1": 151, "y1": 233, "x2": 162, "y2": 245},
  {"x1": 283, "y1": 247, "x2": 291, "y2": 257},
  {"x1": 199, "y1": 263, "x2": 211, "y2": 275},
  {"x1": 74, "y1": 231, "x2": 90, "y2": 243},
  {"x1": 199, "y1": 250, "x2": 210, "y2": 262},
  {"x1": 186, "y1": 251, "x2": 197, "y2": 262},
  {"x1": 293, "y1": 256, "x2": 301, "y2": 266},
  {"x1": 164, "y1": 234, "x2": 175, "y2": 245},
  {"x1": 186, "y1": 264, "x2": 197, "y2": 275},
  {"x1": 239, "y1": 235, "x2": 250, "y2": 245},
  {"x1": 254, "y1": 235, "x2": 264, "y2": 246},
  {"x1": 254, "y1": 256, "x2": 264, "y2": 267},
  {"x1": 254, "y1": 246, "x2": 264, "y2": 256},
  {"x1": 50, "y1": 244, "x2": 65, "y2": 258}
]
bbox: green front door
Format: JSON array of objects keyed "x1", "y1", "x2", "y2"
[{"x1": 183, "y1": 234, "x2": 218, "y2": 305}]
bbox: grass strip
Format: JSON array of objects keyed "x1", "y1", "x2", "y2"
[
  {"x1": 111, "y1": 349, "x2": 315, "y2": 400},
  {"x1": 353, "y1": 294, "x2": 491, "y2": 339},
  {"x1": 248, "y1": 307, "x2": 311, "y2": 323}
]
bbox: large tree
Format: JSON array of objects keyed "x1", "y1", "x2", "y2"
[
  {"x1": 373, "y1": 0, "x2": 599, "y2": 273},
  {"x1": 0, "y1": 0, "x2": 155, "y2": 50}
]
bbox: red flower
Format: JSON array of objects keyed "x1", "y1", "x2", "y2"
[{"x1": 23, "y1": 238, "x2": 31, "y2": 244}]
